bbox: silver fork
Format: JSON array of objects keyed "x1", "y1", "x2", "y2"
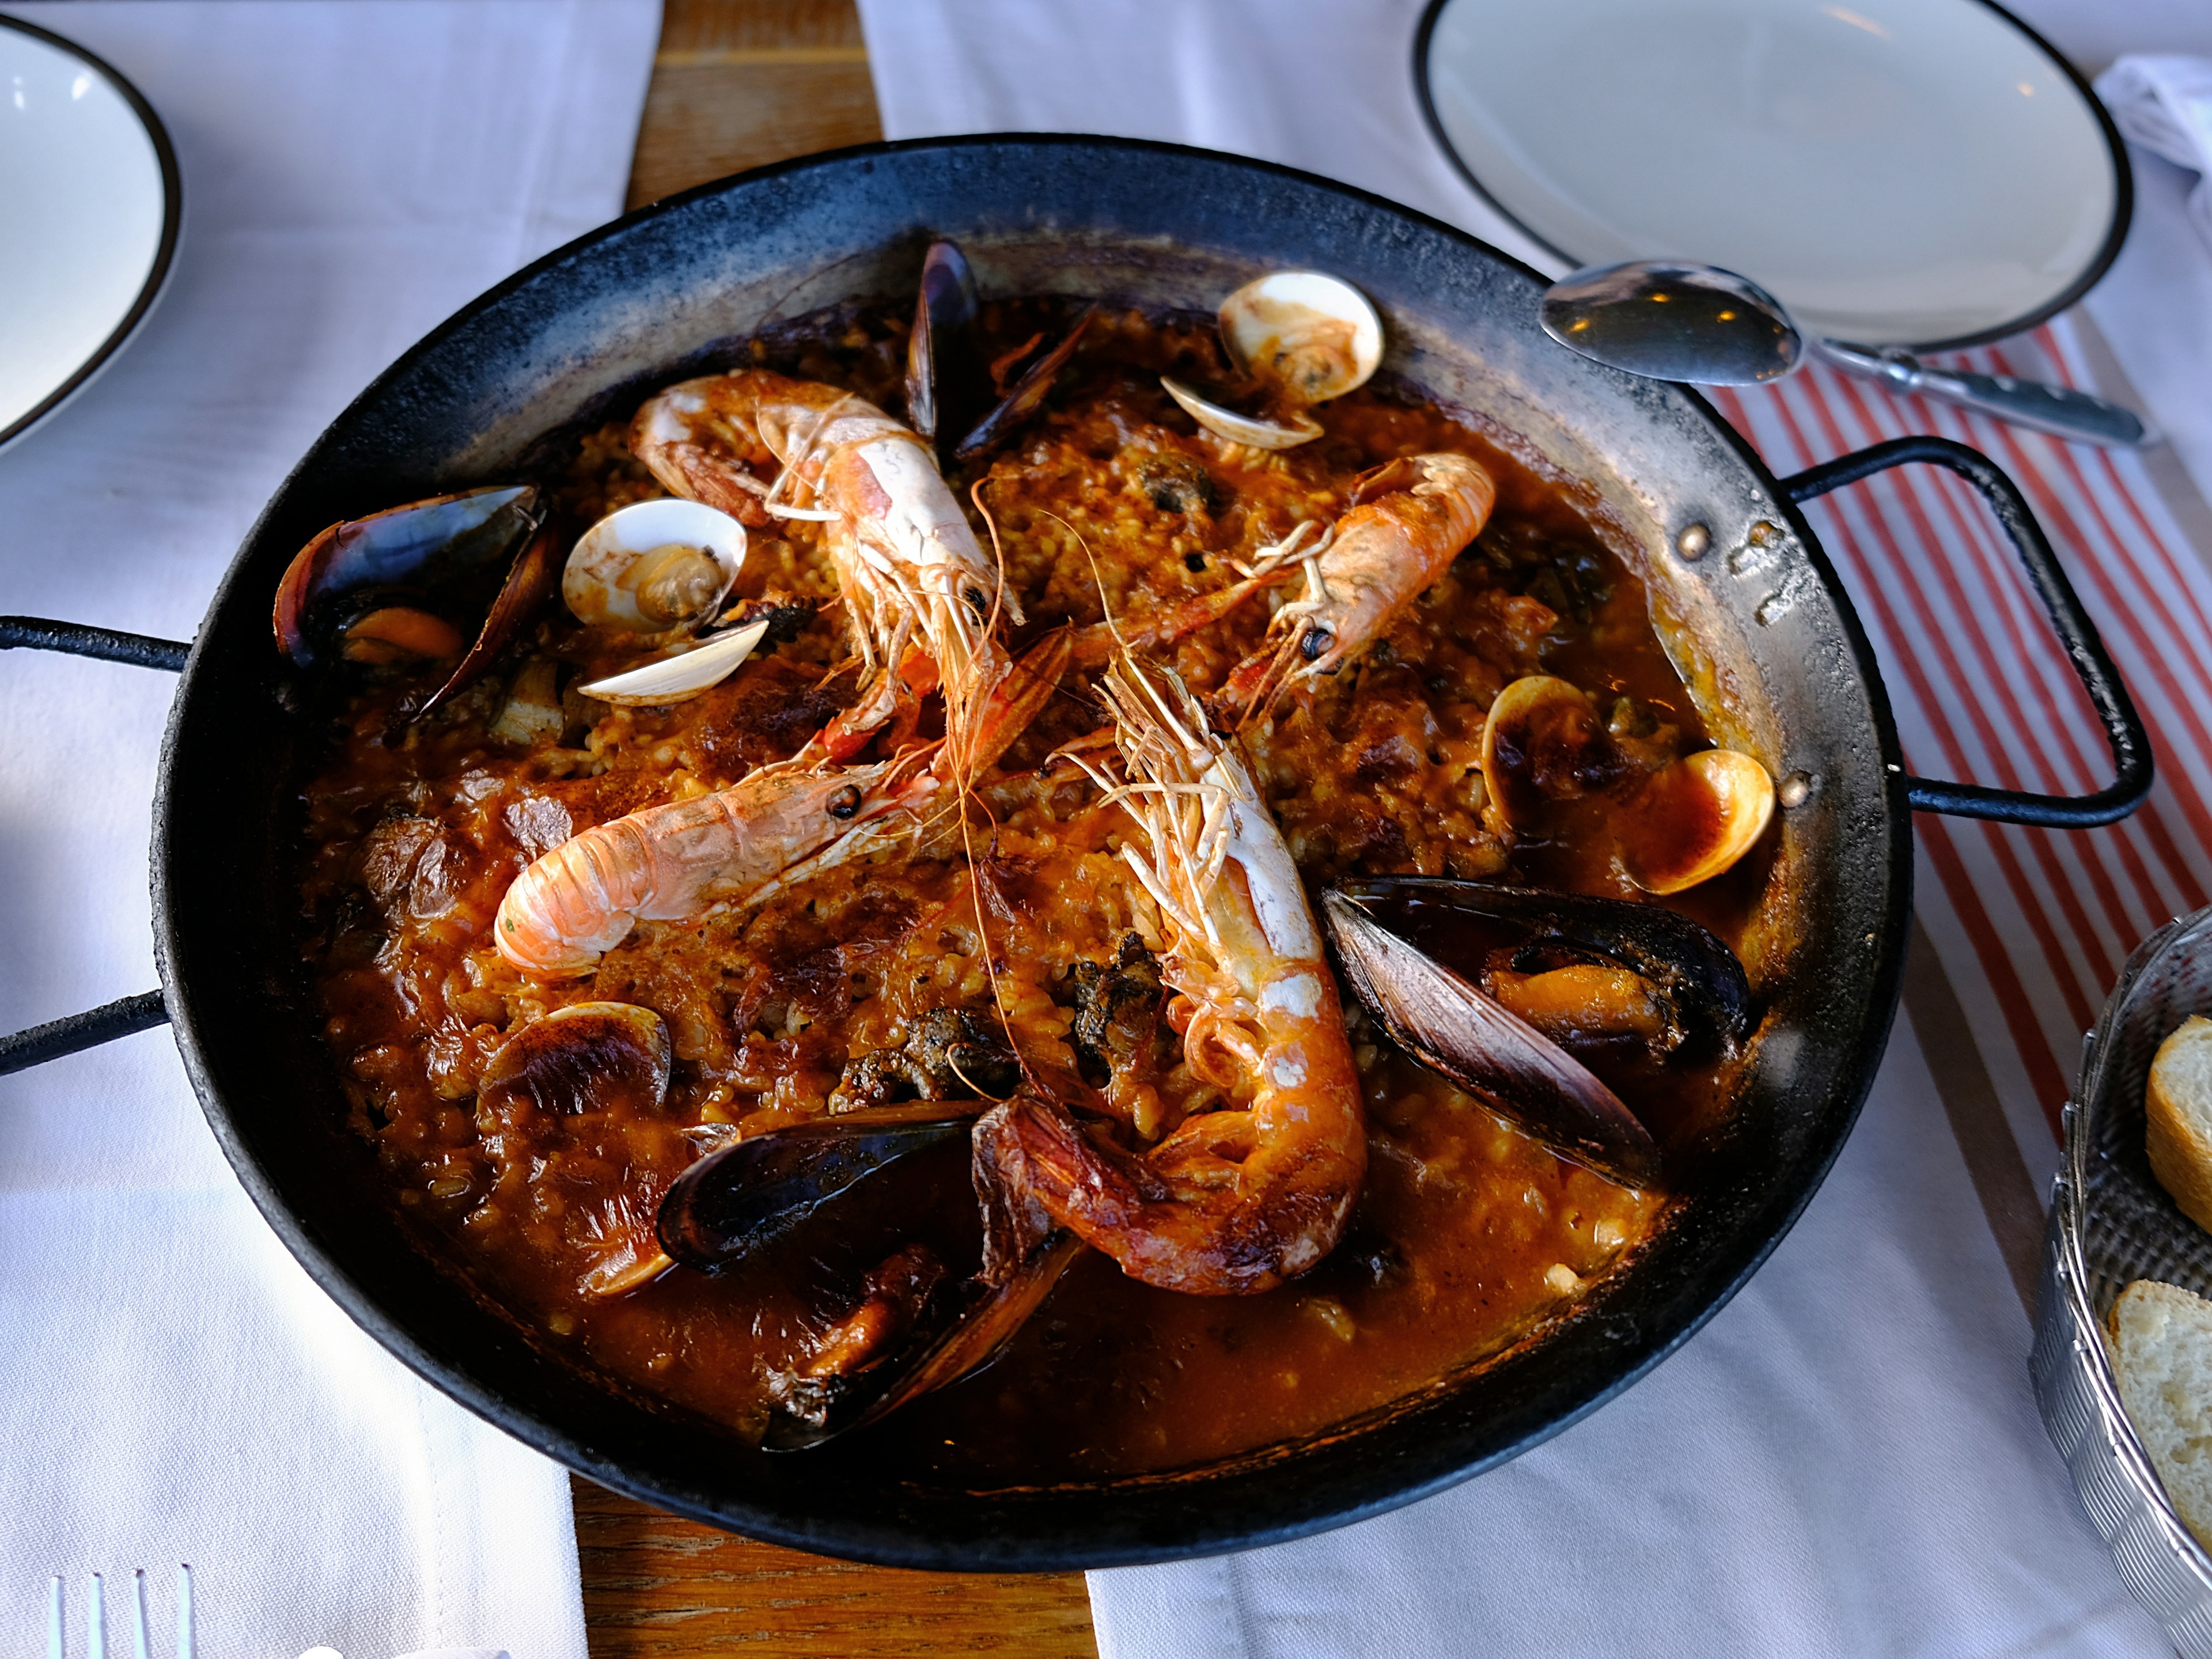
[{"x1": 46, "y1": 1568, "x2": 194, "y2": 1659}]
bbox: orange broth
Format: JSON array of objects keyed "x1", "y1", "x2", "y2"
[{"x1": 293, "y1": 298, "x2": 1766, "y2": 1479}]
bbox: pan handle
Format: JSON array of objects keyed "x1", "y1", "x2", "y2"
[
  {"x1": 0, "y1": 615, "x2": 189, "y2": 1071},
  {"x1": 1779, "y1": 435, "x2": 2152, "y2": 828}
]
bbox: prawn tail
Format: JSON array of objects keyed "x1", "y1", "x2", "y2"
[
  {"x1": 981, "y1": 1094, "x2": 1177, "y2": 1262},
  {"x1": 495, "y1": 821, "x2": 649, "y2": 978}
]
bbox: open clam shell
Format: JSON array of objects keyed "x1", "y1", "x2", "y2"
[
  {"x1": 1479, "y1": 675, "x2": 1623, "y2": 828},
  {"x1": 1322, "y1": 889, "x2": 1663, "y2": 1186},
  {"x1": 1218, "y1": 271, "x2": 1382, "y2": 405},
  {"x1": 1623, "y1": 749, "x2": 1777, "y2": 895},
  {"x1": 1159, "y1": 377, "x2": 1324, "y2": 450},
  {"x1": 1157, "y1": 270, "x2": 1381, "y2": 451},
  {"x1": 562, "y1": 499, "x2": 746, "y2": 634},
  {"x1": 479, "y1": 1001, "x2": 672, "y2": 1116},
  {"x1": 575, "y1": 614, "x2": 773, "y2": 707}
]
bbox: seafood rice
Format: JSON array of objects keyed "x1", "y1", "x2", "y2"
[{"x1": 286, "y1": 260, "x2": 1776, "y2": 1478}]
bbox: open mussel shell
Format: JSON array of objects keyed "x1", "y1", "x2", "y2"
[
  {"x1": 1331, "y1": 877, "x2": 1749, "y2": 1055},
  {"x1": 577, "y1": 614, "x2": 772, "y2": 707},
  {"x1": 761, "y1": 1230, "x2": 1081, "y2": 1452},
  {"x1": 415, "y1": 514, "x2": 565, "y2": 719},
  {"x1": 953, "y1": 303, "x2": 1097, "y2": 463},
  {"x1": 657, "y1": 1099, "x2": 989, "y2": 1272},
  {"x1": 1218, "y1": 271, "x2": 1382, "y2": 405},
  {"x1": 1623, "y1": 749, "x2": 1777, "y2": 895},
  {"x1": 479, "y1": 1001, "x2": 672, "y2": 1115},
  {"x1": 1321, "y1": 889, "x2": 1664, "y2": 1186},
  {"x1": 272, "y1": 484, "x2": 540, "y2": 668},
  {"x1": 906, "y1": 240, "x2": 984, "y2": 467},
  {"x1": 563, "y1": 499, "x2": 746, "y2": 634}
]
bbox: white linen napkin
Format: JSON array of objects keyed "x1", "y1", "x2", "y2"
[
  {"x1": 0, "y1": 3, "x2": 657, "y2": 1653},
  {"x1": 2097, "y1": 55, "x2": 2212, "y2": 252},
  {"x1": 854, "y1": 2, "x2": 2180, "y2": 1653},
  {"x1": 2088, "y1": 55, "x2": 2212, "y2": 512}
]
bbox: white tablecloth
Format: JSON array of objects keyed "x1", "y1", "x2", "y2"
[
  {"x1": 854, "y1": 2, "x2": 2212, "y2": 1653},
  {"x1": 0, "y1": 3, "x2": 657, "y2": 1653}
]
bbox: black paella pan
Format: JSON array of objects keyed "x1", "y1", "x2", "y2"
[{"x1": 0, "y1": 138, "x2": 2149, "y2": 1569}]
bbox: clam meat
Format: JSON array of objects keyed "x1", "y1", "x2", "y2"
[{"x1": 1161, "y1": 270, "x2": 1383, "y2": 450}]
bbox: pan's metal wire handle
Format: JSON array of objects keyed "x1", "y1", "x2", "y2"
[
  {"x1": 1780, "y1": 435, "x2": 2153, "y2": 828},
  {"x1": 0, "y1": 616, "x2": 190, "y2": 1073}
]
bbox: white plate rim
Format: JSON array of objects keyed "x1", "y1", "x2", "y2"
[
  {"x1": 1410, "y1": 0, "x2": 2132, "y2": 353},
  {"x1": 0, "y1": 13, "x2": 181, "y2": 449}
]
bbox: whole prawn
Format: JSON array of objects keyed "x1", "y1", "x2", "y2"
[
  {"x1": 975, "y1": 654, "x2": 1366, "y2": 1296},
  {"x1": 632, "y1": 369, "x2": 1025, "y2": 782},
  {"x1": 495, "y1": 756, "x2": 935, "y2": 976},
  {"x1": 1218, "y1": 451, "x2": 1496, "y2": 717},
  {"x1": 493, "y1": 630, "x2": 1072, "y2": 978}
]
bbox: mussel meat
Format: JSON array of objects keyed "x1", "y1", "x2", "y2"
[
  {"x1": 272, "y1": 484, "x2": 542, "y2": 670},
  {"x1": 1161, "y1": 270, "x2": 1382, "y2": 450},
  {"x1": 1323, "y1": 879, "x2": 1755, "y2": 1184},
  {"x1": 899, "y1": 237, "x2": 1096, "y2": 466}
]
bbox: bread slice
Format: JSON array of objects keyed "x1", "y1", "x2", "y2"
[
  {"x1": 2111, "y1": 1280, "x2": 2212, "y2": 1551},
  {"x1": 2148, "y1": 1016, "x2": 2212, "y2": 1234}
]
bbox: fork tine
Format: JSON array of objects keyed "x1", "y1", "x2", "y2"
[
  {"x1": 175, "y1": 1567, "x2": 192, "y2": 1659},
  {"x1": 47, "y1": 1577, "x2": 62, "y2": 1659},
  {"x1": 87, "y1": 1574, "x2": 105, "y2": 1659},
  {"x1": 130, "y1": 1571, "x2": 149, "y2": 1659}
]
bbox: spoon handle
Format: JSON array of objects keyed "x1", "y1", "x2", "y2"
[{"x1": 1812, "y1": 339, "x2": 2150, "y2": 448}]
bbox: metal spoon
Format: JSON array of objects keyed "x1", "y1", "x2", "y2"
[{"x1": 1541, "y1": 260, "x2": 2149, "y2": 449}]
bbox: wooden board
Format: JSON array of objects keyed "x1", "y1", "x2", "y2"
[
  {"x1": 588, "y1": 6, "x2": 1100, "y2": 1653},
  {"x1": 574, "y1": 1477, "x2": 1099, "y2": 1657},
  {"x1": 626, "y1": 0, "x2": 882, "y2": 210}
]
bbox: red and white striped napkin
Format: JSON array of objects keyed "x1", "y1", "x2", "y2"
[{"x1": 1713, "y1": 319, "x2": 2212, "y2": 1193}]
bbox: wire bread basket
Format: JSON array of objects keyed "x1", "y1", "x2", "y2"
[{"x1": 2033, "y1": 905, "x2": 2212, "y2": 1654}]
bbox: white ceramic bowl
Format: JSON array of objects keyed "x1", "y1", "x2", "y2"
[
  {"x1": 0, "y1": 17, "x2": 178, "y2": 447},
  {"x1": 1417, "y1": 0, "x2": 2124, "y2": 348}
]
